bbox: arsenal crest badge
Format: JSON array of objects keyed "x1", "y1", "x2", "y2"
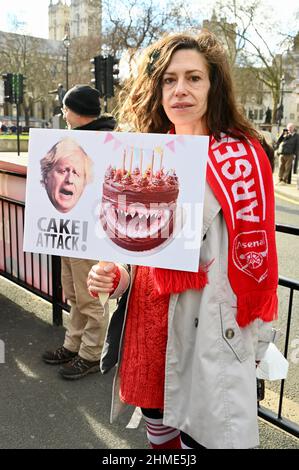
[{"x1": 233, "y1": 230, "x2": 268, "y2": 283}]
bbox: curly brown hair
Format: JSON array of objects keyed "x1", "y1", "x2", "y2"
[{"x1": 117, "y1": 30, "x2": 258, "y2": 140}]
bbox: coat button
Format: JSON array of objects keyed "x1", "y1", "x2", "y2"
[
  {"x1": 225, "y1": 328, "x2": 235, "y2": 339},
  {"x1": 194, "y1": 318, "x2": 198, "y2": 328}
]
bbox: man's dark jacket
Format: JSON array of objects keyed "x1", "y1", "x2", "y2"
[
  {"x1": 75, "y1": 115, "x2": 116, "y2": 131},
  {"x1": 75, "y1": 113, "x2": 121, "y2": 375},
  {"x1": 277, "y1": 132, "x2": 299, "y2": 156}
]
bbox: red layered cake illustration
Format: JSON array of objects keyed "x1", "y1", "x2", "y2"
[{"x1": 100, "y1": 150, "x2": 179, "y2": 252}]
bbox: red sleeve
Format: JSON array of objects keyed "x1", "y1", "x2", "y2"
[
  {"x1": 112, "y1": 266, "x2": 121, "y2": 291},
  {"x1": 90, "y1": 290, "x2": 98, "y2": 299},
  {"x1": 89, "y1": 266, "x2": 121, "y2": 298}
]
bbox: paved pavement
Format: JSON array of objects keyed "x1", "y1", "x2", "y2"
[
  {"x1": 273, "y1": 170, "x2": 299, "y2": 205},
  {"x1": 0, "y1": 277, "x2": 147, "y2": 450}
]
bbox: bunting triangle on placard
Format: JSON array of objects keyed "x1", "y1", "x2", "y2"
[
  {"x1": 176, "y1": 136, "x2": 185, "y2": 145},
  {"x1": 166, "y1": 140, "x2": 175, "y2": 152},
  {"x1": 104, "y1": 132, "x2": 114, "y2": 144},
  {"x1": 113, "y1": 140, "x2": 122, "y2": 151}
]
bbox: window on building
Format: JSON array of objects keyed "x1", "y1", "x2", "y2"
[
  {"x1": 254, "y1": 109, "x2": 258, "y2": 120},
  {"x1": 290, "y1": 113, "x2": 295, "y2": 120},
  {"x1": 257, "y1": 93, "x2": 263, "y2": 105},
  {"x1": 76, "y1": 14, "x2": 80, "y2": 36},
  {"x1": 259, "y1": 109, "x2": 264, "y2": 120}
]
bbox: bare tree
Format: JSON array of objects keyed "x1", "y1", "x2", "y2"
[
  {"x1": 211, "y1": 0, "x2": 297, "y2": 123},
  {"x1": 68, "y1": 36, "x2": 102, "y2": 86},
  {"x1": 0, "y1": 32, "x2": 64, "y2": 125},
  {"x1": 102, "y1": 0, "x2": 195, "y2": 67}
]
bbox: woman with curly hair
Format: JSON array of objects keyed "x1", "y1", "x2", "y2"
[{"x1": 87, "y1": 31, "x2": 278, "y2": 449}]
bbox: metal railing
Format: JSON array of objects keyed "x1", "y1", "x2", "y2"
[
  {"x1": 258, "y1": 223, "x2": 299, "y2": 439},
  {"x1": 0, "y1": 196, "x2": 65, "y2": 325},
  {"x1": 0, "y1": 170, "x2": 67, "y2": 324},
  {"x1": 0, "y1": 171, "x2": 298, "y2": 438}
]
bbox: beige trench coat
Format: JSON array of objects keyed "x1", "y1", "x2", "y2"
[{"x1": 108, "y1": 183, "x2": 276, "y2": 449}]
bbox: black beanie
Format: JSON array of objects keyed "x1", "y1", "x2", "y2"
[{"x1": 63, "y1": 85, "x2": 101, "y2": 116}]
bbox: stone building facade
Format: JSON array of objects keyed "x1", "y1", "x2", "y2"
[
  {"x1": 48, "y1": 0, "x2": 70, "y2": 40},
  {"x1": 0, "y1": 0, "x2": 102, "y2": 128},
  {"x1": 1, "y1": 4, "x2": 298, "y2": 134},
  {"x1": 0, "y1": 31, "x2": 65, "y2": 128},
  {"x1": 282, "y1": 33, "x2": 299, "y2": 127},
  {"x1": 203, "y1": 12, "x2": 299, "y2": 137},
  {"x1": 48, "y1": 0, "x2": 102, "y2": 40}
]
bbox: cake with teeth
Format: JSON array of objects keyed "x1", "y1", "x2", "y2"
[{"x1": 100, "y1": 165, "x2": 179, "y2": 251}]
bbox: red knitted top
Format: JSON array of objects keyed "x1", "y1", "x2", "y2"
[{"x1": 119, "y1": 266, "x2": 170, "y2": 408}]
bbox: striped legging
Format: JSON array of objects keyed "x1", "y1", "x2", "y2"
[{"x1": 141, "y1": 408, "x2": 205, "y2": 449}]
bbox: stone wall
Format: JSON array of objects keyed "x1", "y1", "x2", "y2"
[{"x1": 0, "y1": 139, "x2": 28, "y2": 152}]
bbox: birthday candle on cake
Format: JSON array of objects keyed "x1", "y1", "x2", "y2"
[
  {"x1": 154, "y1": 146, "x2": 163, "y2": 171},
  {"x1": 129, "y1": 147, "x2": 133, "y2": 174},
  {"x1": 140, "y1": 149, "x2": 143, "y2": 174},
  {"x1": 122, "y1": 149, "x2": 126, "y2": 173},
  {"x1": 159, "y1": 148, "x2": 164, "y2": 170},
  {"x1": 150, "y1": 150, "x2": 155, "y2": 180}
]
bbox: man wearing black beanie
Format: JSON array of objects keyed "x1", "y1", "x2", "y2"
[
  {"x1": 62, "y1": 84, "x2": 115, "y2": 132},
  {"x1": 42, "y1": 84, "x2": 116, "y2": 380}
]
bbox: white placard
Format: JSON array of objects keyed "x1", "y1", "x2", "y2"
[{"x1": 23, "y1": 129, "x2": 208, "y2": 271}]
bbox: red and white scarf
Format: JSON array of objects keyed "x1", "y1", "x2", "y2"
[{"x1": 153, "y1": 132, "x2": 278, "y2": 327}]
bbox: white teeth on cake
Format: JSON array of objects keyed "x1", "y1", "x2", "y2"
[
  {"x1": 103, "y1": 203, "x2": 173, "y2": 239},
  {"x1": 128, "y1": 207, "x2": 136, "y2": 217},
  {"x1": 136, "y1": 206, "x2": 148, "y2": 216},
  {"x1": 117, "y1": 208, "x2": 128, "y2": 219},
  {"x1": 110, "y1": 205, "x2": 172, "y2": 222}
]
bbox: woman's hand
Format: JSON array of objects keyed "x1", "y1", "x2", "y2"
[{"x1": 87, "y1": 261, "x2": 117, "y2": 296}]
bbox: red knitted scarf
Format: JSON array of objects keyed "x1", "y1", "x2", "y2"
[{"x1": 153, "y1": 132, "x2": 278, "y2": 327}]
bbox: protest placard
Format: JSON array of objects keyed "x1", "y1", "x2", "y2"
[{"x1": 23, "y1": 129, "x2": 208, "y2": 271}]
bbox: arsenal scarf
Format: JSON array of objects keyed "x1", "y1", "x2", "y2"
[{"x1": 153, "y1": 133, "x2": 278, "y2": 327}]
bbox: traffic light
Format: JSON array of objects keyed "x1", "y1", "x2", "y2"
[
  {"x1": 90, "y1": 55, "x2": 106, "y2": 97},
  {"x1": 17, "y1": 74, "x2": 26, "y2": 103},
  {"x1": 2, "y1": 73, "x2": 13, "y2": 103},
  {"x1": 106, "y1": 55, "x2": 120, "y2": 98},
  {"x1": 90, "y1": 54, "x2": 120, "y2": 99},
  {"x1": 12, "y1": 73, "x2": 26, "y2": 104},
  {"x1": 2, "y1": 73, "x2": 26, "y2": 104}
]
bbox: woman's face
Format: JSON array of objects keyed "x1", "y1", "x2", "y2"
[{"x1": 161, "y1": 49, "x2": 210, "y2": 134}]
